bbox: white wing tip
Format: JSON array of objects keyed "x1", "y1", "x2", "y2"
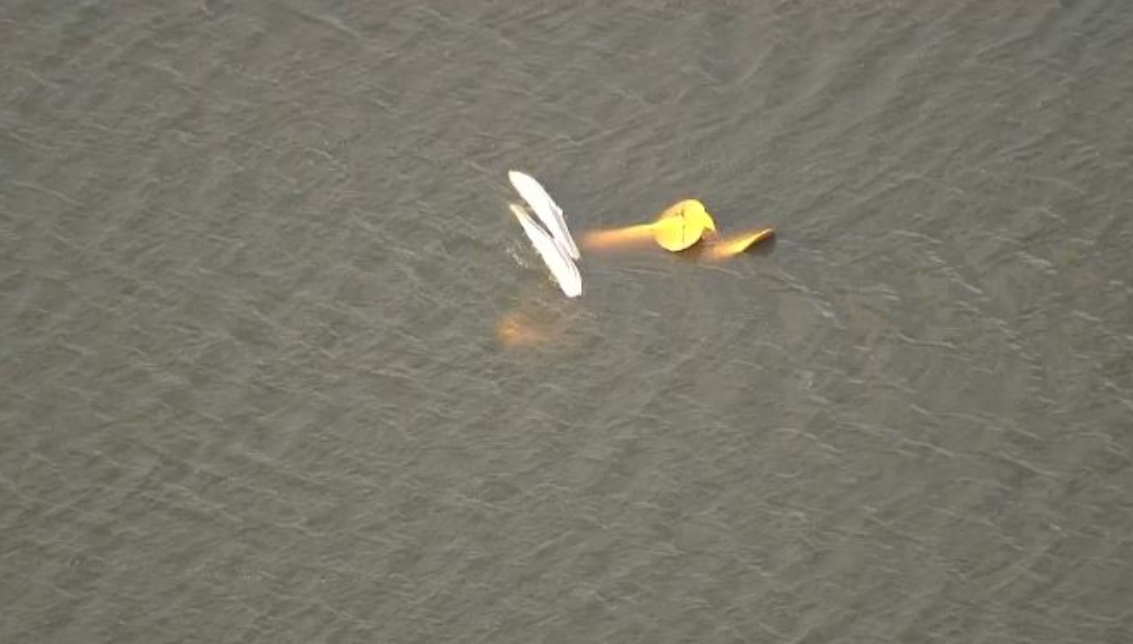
[{"x1": 510, "y1": 202, "x2": 582, "y2": 298}]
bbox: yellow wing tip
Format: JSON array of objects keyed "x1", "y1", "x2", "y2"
[{"x1": 707, "y1": 228, "x2": 776, "y2": 259}]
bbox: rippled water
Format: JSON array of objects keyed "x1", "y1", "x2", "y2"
[{"x1": 3, "y1": 1, "x2": 1132, "y2": 642}]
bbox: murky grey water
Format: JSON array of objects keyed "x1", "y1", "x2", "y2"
[{"x1": 3, "y1": 1, "x2": 1133, "y2": 642}]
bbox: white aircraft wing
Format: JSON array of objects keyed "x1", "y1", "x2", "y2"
[
  {"x1": 508, "y1": 170, "x2": 581, "y2": 260},
  {"x1": 510, "y1": 203, "x2": 582, "y2": 298}
]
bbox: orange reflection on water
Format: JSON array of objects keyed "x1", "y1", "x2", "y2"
[
  {"x1": 496, "y1": 311, "x2": 546, "y2": 347},
  {"x1": 497, "y1": 307, "x2": 581, "y2": 349}
]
